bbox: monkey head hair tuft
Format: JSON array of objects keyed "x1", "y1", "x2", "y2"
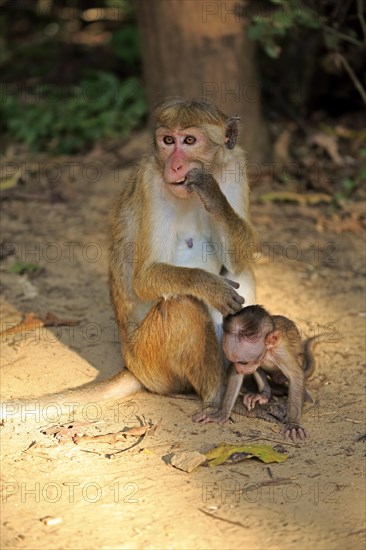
[
  {"x1": 223, "y1": 305, "x2": 274, "y2": 340},
  {"x1": 153, "y1": 98, "x2": 229, "y2": 130}
]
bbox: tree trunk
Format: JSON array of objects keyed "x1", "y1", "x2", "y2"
[{"x1": 135, "y1": 0, "x2": 271, "y2": 164}]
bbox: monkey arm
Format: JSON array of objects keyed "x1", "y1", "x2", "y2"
[
  {"x1": 133, "y1": 262, "x2": 244, "y2": 316},
  {"x1": 254, "y1": 368, "x2": 271, "y2": 397},
  {"x1": 185, "y1": 168, "x2": 255, "y2": 274},
  {"x1": 220, "y1": 366, "x2": 244, "y2": 419},
  {"x1": 243, "y1": 368, "x2": 272, "y2": 411},
  {"x1": 193, "y1": 365, "x2": 244, "y2": 424},
  {"x1": 277, "y1": 353, "x2": 308, "y2": 441}
]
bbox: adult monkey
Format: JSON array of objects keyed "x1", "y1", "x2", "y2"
[
  {"x1": 1, "y1": 99, "x2": 256, "y2": 421},
  {"x1": 108, "y1": 98, "x2": 256, "y2": 408}
]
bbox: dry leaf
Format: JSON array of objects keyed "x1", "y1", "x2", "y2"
[
  {"x1": 1, "y1": 312, "x2": 80, "y2": 336},
  {"x1": 316, "y1": 212, "x2": 365, "y2": 234},
  {"x1": 122, "y1": 423, "x2": 160, "y2": 436},
  {"x1": 73, "y1": 421, "x2": 160, "y2": 445},
  {"x1": 170, "y1": 451, "x2": 207, "y2": 473},
  {"x1": 274, "y1": 129, "x2": 291, "y2": 165},
  {"x1": 41, "y1": 421, "x2": 94, "y2": 442},
  {"x1": 260, "y1": 191, "x2": 332, "y2": 206},
  {"x1": 312, "y1": 132, "x2": 343, "y2": 166},
  {"x1": 43, "y1": 312, "x2": 80, "y2": 327},
  {"x1": 1, "y1": 313, "x2": 44, "y2": 336}
]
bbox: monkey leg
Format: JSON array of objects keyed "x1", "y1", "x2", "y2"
[{"x1": 122, "y1": 296, "x2": 225, "y2": 406}]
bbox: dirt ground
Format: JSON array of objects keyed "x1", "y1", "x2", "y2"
[{"x1": 0, "y1": 133, "x2": 365, "y2": 550}]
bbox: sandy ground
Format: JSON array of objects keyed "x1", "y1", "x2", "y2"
[{"x1": 0, "y1": 134, "x2": 365, "y2": 550}]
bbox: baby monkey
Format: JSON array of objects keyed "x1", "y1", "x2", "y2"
[{"x1": 194, "y1": 305, "x2": 316, "y2": 441}]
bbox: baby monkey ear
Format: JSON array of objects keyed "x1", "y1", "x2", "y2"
[
  {"x1": 225, "y1": 116, "x2": 240, "y2": 149},
  {"x1": 264, "y1": 329, "x2": 282, "y2": 349}
]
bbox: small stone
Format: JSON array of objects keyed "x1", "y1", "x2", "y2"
[{"x1": 40, "y1": 516, "x2": 62, "y2": 526}]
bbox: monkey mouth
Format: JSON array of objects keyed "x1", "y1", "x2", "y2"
[
  {"x1": 170, "y1": 177, "x2": 187, "y2": 186},
  {"x1": 235, "y1": 364, "x2": 260, "y2": 375}
]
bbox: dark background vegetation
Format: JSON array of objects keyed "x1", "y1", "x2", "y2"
[{"x1": 0, "y1": 0, "x2": 365, "y2": 200}]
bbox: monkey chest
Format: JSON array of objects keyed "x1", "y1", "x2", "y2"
[{"x1": 172, "y1": 220, "x2": 221, "y2": 273}]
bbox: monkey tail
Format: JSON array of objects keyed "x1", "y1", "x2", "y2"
[
  {"x1": 302, "y1": 334, "x2": 324, "y2": 379},
  {"x1": 0, "y1": 370, "x2": 143, "y2": 425}
]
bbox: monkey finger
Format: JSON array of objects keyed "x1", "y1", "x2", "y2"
[
  {"x1": 284, "y1": 426, "x2": 308, "y2": 442},
  {"x1": 192, "y1": 412, "x2": 209, "y2": 423},
  {"x1": 195, "y1": 417, "x2": 210, "y2": 424},
  {"x1": 229, "y1": 292, "x2": 245, "y2": 307},
  {"x1": 243, "y1": 394, "x2": 254, "y2": 410},
  {"x1": 224, "y1": 278, "x2": 240, "y2": 289},
  {"x1": 296, "y1": 428, "x2": 308, "y2": 440},
  {"x1": 230, "y1": 302, "x2": 243, "y2": 314},
  {"x1": 232, "y1": 292, "x2": 245, "y2": 306},
  {"x1": 227, "y1": 301, "x2": 242, "y2": 314},
  {"x1": 220, "y1": 300, "x2": 239, "y2": 316}
]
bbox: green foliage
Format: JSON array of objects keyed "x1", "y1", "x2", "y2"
[
  {"x1": 334, "y1": 177, "x2": 360, "y2": 204},
  {"x1": 0, "y1": 72, "x2": 147, "y2": 153},
  {"x1": 247, "y1": 1, "x2": 360, "y2": 59},
  {"x1": 109, "y1": 26, "x2": 141, "y2": 68},
  {"x1": 247, "y1": 1, "x2": 365, "y2": 111},
  {"x1": 247, "y1": 1, "x2": 321, "y2": 58},
  {"x1": 9, "y1": 261, "x2": 42, "y2": 276}
]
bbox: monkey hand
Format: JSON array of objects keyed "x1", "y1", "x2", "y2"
[
  {"x1": 185, "y1": 168, "x2": 226, "y2": 215},
  {"x1": 192, "y1": 408, "x2": 230, "y2": 424},
  {"x1": 204, "y1": 276, "x2": 244, "y2": 316},
  {"x1": 243, "y1": 392, "x2": 269, "y2": 411},
  {"x1": 283, "y1": 422, "x2": 308, "y2": 442}
]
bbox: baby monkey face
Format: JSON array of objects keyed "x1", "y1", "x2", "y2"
[{"x1": 222, "y1": 333, "x2": 267, "y2": 375}]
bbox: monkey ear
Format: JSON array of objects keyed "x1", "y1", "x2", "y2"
[
  {"x1": 225, "y1": 116, "x2": 240, "y2": 149},
  {"x1": 265, "y1": 329, "x2": 281, "y2": 349}
]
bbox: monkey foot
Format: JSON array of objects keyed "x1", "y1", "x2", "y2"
[
  {"x1": 283, "y1": 423, "x2": 308, "y2": 441},
  {"x1": 192, "y1": 409, "x2": 230, "y2": 424}
]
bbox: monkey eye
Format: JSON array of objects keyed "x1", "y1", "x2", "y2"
[
  {"x1": 163, "y1": 136, "x2": 175, "y2": 145},
  {"x1": 184, "y1": 135, "x2": 196, "y2": 145}
]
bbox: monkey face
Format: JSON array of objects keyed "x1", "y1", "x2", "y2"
[
  {"x1": 223, "y1": 333, "x2": 267, "y2": 374},
  {"x1": 155, "y1": 126, "x2": 217, "y2": 198}
]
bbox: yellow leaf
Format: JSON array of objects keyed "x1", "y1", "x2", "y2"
[
  {"x1": 0, "y1": 175, "x2": 19, "y2": 191},
  {"x1": 205, "y1": 443, "x2": 288, "y2": 467}
]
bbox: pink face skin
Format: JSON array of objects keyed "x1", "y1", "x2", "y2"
[
  {"x1": 155, "y1": 127, "x2": 209, "y2": 199},
  {"x1": 222, "y1": 333, "x2": 268, "y2": 375}
]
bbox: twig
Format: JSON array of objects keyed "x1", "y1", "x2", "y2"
[
  {"x1": 336, "y1": 53, "x2": 366, "y2": 104},
  {"x1": 244, "y1": 478, "x2": 297, "y2": 491},
  {"x1": 199, "y1": 509, "x2": 248, "y2": 530},
  {"x1": 228, "y1": 469, "x2": 250, "y2": 478},
  {"x1": 104, "y1": 435, "x2": 145, "y2": 459},
  {"x1": 324, "y1": 25, "x2": 364, "y2": 47}
]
